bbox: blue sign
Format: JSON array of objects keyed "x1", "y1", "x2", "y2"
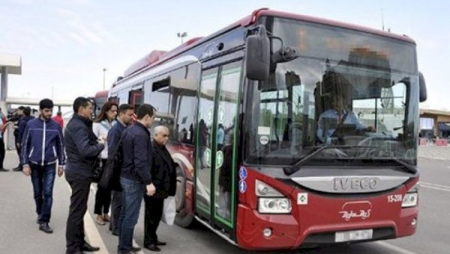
[
  {"x1": 239, "y1": 180, "x2": 247, "y2": 193},
  {"x1": 239, "y1": 167, "x2": 248, "y2": 180}
]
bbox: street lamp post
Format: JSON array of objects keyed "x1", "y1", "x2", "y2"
[
  {"x1": 177, "y1": 32, "x2": 187, "y2": 44},
  {"x1": 103, "y1": 68, "x2": 107, "y2": 90}
]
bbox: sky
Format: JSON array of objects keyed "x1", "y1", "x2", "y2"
[{"x1": 0, "y1": 0, "x2": 448, "y2": 110}]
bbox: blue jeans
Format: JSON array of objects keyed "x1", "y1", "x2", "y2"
[
  {"x1": 31, "y1": 164, "x2": 56, "y2": 223},
  {"x1": 118, "y1": 177, "x2": 145, "y2": 252}
]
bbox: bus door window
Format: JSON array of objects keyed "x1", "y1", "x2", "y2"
[
  {"x1": 195, "y1": 68, "x2": 217, "y2": 213},
  {"x1": 214, "y1": 63, "x2": 242, "y2": 223}
]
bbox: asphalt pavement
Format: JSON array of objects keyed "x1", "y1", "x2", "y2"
[{"x1": 0, "y1": 146, "x2": 449, "y2": 254}]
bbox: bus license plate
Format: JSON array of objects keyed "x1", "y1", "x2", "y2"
[{"x1": 335, "y1": 229, "x2": 373, "y2": 242}]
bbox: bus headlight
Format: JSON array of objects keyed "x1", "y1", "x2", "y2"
[
  {"x1": 255, "y1": 180, "x2": 291, "y2": 214},
  {"x1": 402, "y1": 193, "x2": 418, "y2": 208},
  {"x1": 258, "y1": 198, "x2": 292, "y2": 214},
  {"x1": 256, "y1": 180, "x2": 284, "y2": 197},
  {"x1": 402, "y1": 183, "x2": 419, "y2": 208}
]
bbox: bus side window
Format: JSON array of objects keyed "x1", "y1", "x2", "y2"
[
  {"x1": 172, "y1": 64, "x2": 199, "y2": 144},
  {"x1": 129, "y1": 90, "x2": 144, "y2": 111},
  {"x1": 151, "y1": 78, "x2": 171, "y2": 113},
  {"x1": 150, "y1": 78, "x2": 173, "y2": 138}
]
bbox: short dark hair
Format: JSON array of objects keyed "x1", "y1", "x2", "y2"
[
  {"x1": 118, "y1": 104, "x2": 134, "y2": 114},
  {"x1": 39, "y1": 99, "x2": 54, "y2": 110},
  {"x1": 23, "y1": 107, "x2": 31, "y2": 116},
  {"x1": 73, "y1": 97, "x2": 91, "y2": 113},
  {"x1": 18, "y1": 106, "x2": 25, "y2": 110},
  {"x1": 57, "y1": 111, "x2": 62, "y2": 116},
  {"x1": 136, "y1": 104, "x2": 155, "y2": 120}
]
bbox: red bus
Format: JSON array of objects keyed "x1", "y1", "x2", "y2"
[{"x1": 109, "y1": 9, "x2": 427, "y2": 250}]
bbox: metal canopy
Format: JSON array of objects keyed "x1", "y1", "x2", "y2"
[{"x1": 0, "y1": 54, "x2": 22, "y2": 75}]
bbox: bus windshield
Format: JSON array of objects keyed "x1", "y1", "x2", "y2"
[{"x1": 245, "y1": 17, "x2": 419, "y2": 167}]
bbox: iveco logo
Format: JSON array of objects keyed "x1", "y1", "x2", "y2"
[{"x1": 333, "y1": 177, "x2": 379, "y2": 191}]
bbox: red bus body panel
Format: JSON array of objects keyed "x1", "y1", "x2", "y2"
[{"x1": 236, "y1": 167, "x2": 418, "y2": 250}]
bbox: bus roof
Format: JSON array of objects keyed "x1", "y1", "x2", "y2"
[{"x1": 118, "y1": 8, "x2": 416, "y2": 84}]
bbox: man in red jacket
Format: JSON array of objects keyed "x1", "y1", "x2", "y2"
[{"x1": 52, "y1": 111, "x2": 64, "y2": 128}]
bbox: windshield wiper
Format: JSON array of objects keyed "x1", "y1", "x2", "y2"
[
  {"x1": 362, "y1": 157, "x2": 417, "y2": 174},
  {"x1": 283, "y1": 145, "x2": 364, "y2": 175}
]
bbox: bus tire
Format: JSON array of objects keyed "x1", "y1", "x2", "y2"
[{"x1": 174, "y1": 166, "x2": 194, "y2": 228}]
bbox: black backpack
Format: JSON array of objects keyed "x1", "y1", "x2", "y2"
[{"x1": 99, "y1": 138, "x2": 124, "y2": 191}]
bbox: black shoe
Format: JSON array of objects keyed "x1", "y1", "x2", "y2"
[
  {"x1": 131, "y1": 247, "x2": 141, "y2": 252},
  {"x1": 82, "y1": 242, "x2": 100, "y2": 252},
  {"x1": 39, "y1": 223, "x2": 53, "y2": 234},
  {"x1": 112, "y1": 230, "x2": 119, "y2": 236},
  {"x1": 12, "y1": 166, "x2": 22, "y2": 171},
  {"x1": 66, "y1": 251, "x2": 86, "y2": 254},
  {"x1": 155, "y1": 241, "x2": 166, "y2": 246},
  {"x1": 117, "y1": 250, "x2": 139, "y2": 254},
  {"x1": 0, "y1": 168, "x2": 8, "y2": 172},
  {"x1": 144, "y1": 244, "x2": 161, "y2": 252}
]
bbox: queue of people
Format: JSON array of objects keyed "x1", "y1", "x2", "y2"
[{"x1": 5, "y1": 97, "x2": 176, "y2": 254}]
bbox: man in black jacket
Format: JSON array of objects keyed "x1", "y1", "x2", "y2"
[
  {"x1": 144, "y1": 125, "x2": 176, "y2": 251},
  {"x1": 107, "y1": 104, "x2": 134, "y2": 236},
  {"x1": 118, "y1": 104, "x2": 156, "y2": 254},
  {"x1": 64, "y1": 97, "x2": 105, "y2": 254},
  {"x1": 14, "y1": 106, "x2": 35, "y2": 172},
  {"x1": 11, "y1": 106, "x2": 24, "y2": 171}
]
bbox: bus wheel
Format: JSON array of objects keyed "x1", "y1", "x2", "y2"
[{"x1": 174, "y1": 167, "x2": 194, "y2": 228}]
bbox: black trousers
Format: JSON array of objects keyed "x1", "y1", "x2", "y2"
[
  {"x1": 16, "y1": 142, "x2": 22, "y2": 168},
  {"x1": 109, "y1": 190, "x2": 122, "y2": 234},
  {"x1": 0, "y1": 138, "x2": 5, "y2": 169},
  {"x1": 144, "y1": 197, "x2": 164, "y2": 245},
  {"x1": 65, "y1": 172, "x2": 91, "y2": 253},
  {"x1": 94, "y1": 159, "x2": 112, "y2": 215}
]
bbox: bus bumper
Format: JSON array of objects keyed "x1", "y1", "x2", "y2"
[{"x1": 236, "y1": 204, "x2": 418, "y2": 250}]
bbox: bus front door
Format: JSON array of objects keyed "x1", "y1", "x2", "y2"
[{"x1": 195, "y1": 61, "x2": 242, "y2": 235}]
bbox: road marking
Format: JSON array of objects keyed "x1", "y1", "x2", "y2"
[
  {"x1": 133, "y1": 240, "x2": 144, "y2": 254},
  {"x1": 377, "y1": 241, "x2": 419, "y2": 254},
  {"x1": 420, "y1": 181, "x2": 450, "y2": 192},
  {"x1": 84, "y1": 209, "x2": 109, "y2": 254},
  {"x1": 65, "y1": 183, "x2": 108, "y2": 254},
  {"x1": 90, "y1": 183, "x2": 144, "y2": 254}
]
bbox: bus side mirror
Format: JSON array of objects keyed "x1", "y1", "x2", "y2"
[
  {"x1": 419, "y1": 72, "x2": 427, "y2": 102},
  {"x1": 245, "y1": 25, "x2": 270, "y2": 81}
]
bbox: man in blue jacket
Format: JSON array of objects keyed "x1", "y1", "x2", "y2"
[
  {"x1": 15, "y1": 106, "x2": 35, "y2": 172},
  {"x1": 64, "y1": 97, "x2": 105, "y2": 254},
  {"x1": 118, "y1": 104, "x2": 156, "y2": 254},
  {"x1": 21, "y1": 99, "x2": 65, "y2": 234},
  {"x1": 107, "y1": 104, "x2": 135, "y2": 236}
]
